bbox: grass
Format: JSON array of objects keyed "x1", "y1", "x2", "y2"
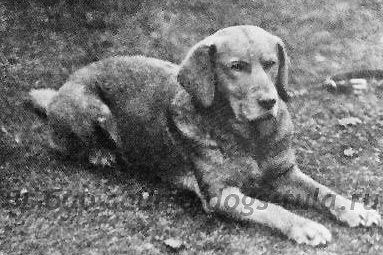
[{"x1": 0, "y1": 0, "x2": 383, "y2": 254}]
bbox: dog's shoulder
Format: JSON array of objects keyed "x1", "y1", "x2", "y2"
[{"x1": 169, "y1": 89, "x2": 217, "y2": 149}]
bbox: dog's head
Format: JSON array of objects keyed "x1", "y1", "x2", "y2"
[{"x1": 177, "y1": 25, "x2": 289, "y2": 122}]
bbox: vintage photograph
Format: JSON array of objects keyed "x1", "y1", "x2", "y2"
[{"x1": 0, "y1": 0, "x2": 382, "y2": 254}]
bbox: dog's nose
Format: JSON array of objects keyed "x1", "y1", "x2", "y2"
[{"x1": 258, "y1": 98, "x2": 276, "y2": 110}]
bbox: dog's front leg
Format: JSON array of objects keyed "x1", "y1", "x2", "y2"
[
  {"x1": 206, "y1": 186, "x2": 331, "y2": 246},
  {"x1": 192, "y1": 150, "x2": 331, "y2": 246},
  {"x1": 272, "y1": 166, "x2": 382, "y2": 227}
]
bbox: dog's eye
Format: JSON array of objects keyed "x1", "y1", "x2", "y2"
[
  {"x1": 230, "y1": 61, "x2": 249, "y2": 72},
  {"x1": 262, "y1": 60, "x2": 276, "y2": 70}
]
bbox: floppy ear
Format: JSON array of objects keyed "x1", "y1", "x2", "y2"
[
  {"x1": 276, "y1": 39, "x2": 291, "y2": 102},
  {"x1": 177, "y1": 42, "x2": 217, "y2": 108}
]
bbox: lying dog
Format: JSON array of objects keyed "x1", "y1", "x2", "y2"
[{"x1": 29, "y1": 25, "x2": 381, "y2": 246}]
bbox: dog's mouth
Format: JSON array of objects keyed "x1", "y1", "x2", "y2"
[
  {"x1": 236, "y1": 101, "x2": 279, "y2": 123},
  {"x1": 249, "y1": 112, "x2": 274, "y2": 123},
  {"x1": 236, "y1": 111, "x2": 275, "y2": 125}
]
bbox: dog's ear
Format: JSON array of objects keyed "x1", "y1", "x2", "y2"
[
  {"x1": 275, "y1": 39, "x2": 291, "y2": 102},
  {"x1": 177, "y1": 42, "x2": 217, "y2": 108}
]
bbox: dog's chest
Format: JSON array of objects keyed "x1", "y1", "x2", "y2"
[{"x1": 209, "y1": 117, "x2": 294, "y2": 181}]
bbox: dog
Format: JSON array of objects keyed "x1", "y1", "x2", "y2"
[{"x1": 28, "y1": 25, "x2": 381, "y2": 246}]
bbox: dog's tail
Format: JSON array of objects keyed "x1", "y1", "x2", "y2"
[{"x1": 26, "y1": 88, "x2": 58, "y2": 118}]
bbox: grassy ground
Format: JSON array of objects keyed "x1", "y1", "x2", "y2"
[{"x1": 0, "y1": 0, "x2": 383, "y2": 254}]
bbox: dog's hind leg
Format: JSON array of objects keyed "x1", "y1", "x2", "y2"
[{"x1": 45, "y1": 83, "x2": 121, "y2": 165}]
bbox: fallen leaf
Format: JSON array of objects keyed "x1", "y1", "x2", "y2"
[
  {"x1": 1, "y1": 126, "x2": 8, "y2": 134},
  {"x1": 20, "y1": 188, "x2": 28, "y2": 195},
  {"x1": 338, "y1": 117, "x2": 362, "y2": 127},
  {"x1": 142, "y1": 191, "x2": 149, "y2": 200},
  {"x1": 344, "y1": 147, "x2": 358, "y2": 157},
  {"x1": 141, "y1": 242, "x2": 155, "y2": 250},
  {"x1": 164, "y1": 238, "x2": 184, "y2": 250},
  {"x1": 323, "y1": 78, "x2": 337, "y2": 90},
  {"x1": 314, "y1": 54, "x2": 326, "y2": 62}
]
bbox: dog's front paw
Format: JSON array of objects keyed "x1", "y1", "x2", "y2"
[
  {"x1": 89, "y1": 149, "x2": 116, "y2": 167},
  {"x1": 331, "y1": 202, "x2": 381, "y2": 227},
  {"x1": 287, "y1": 218, "x2": 332, "y2": 246}
]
